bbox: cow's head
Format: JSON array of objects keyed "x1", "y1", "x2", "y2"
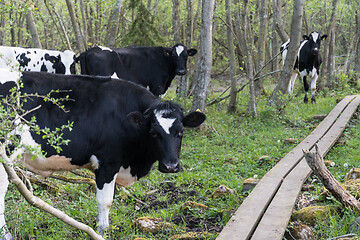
[
  {"x1": 164, "y1": 44, "x2": 197, "y2": 76},
  {"x1": 127, "y1": 102, "x2": 206, "y2": 173},
  {"x1": 303, "y1": 32, "x2": 327, "y2": 56},
  {"x1": 44, "y1": 50, "x2": 76, "y2": 75}
]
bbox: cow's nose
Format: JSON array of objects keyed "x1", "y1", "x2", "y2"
[
  {"x1": 312, "y1": 48, "x2": 319, "y2": 55},
  {"x1": 177, "y1": 69, "x2": 186, "y2": 75},
  {"x1": 160, "y1": 162, "x2": 181, "y2": 173}
]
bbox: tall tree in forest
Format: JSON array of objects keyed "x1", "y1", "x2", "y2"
[
  {"x1": 191, "y1": 0, "x2": 215, "y2": 112},
  {"x1": 320, "y1": 0, "x2": 338, "y2": 89},
  {"x1": 271, "y1": 0, "x2": 281, "y2": 77},
  {"x1": 0, "y1": 1, "x2": 5, "y2": 45},
  {"x1": 105, "y1": 0, "x2": 122, "y2": 47},
  {"x1": 354, "y1": 11, "x2": 360, "y2": 75},
  {"x1": 0, "y1": 164, "x2": 11, "y2": 240},
  {"x1": 65, "y1": 0, "x2": 86, "y2": 52},
  {"x1": 122, "y1": 0, "x2": 164, "y2": 46},
  {"x1": 268, "y1": 0, "x2": 304, "y2": 108},
  {"x1": 177, "y1": 0, "x2": 194, "y2": 98},
  {"x1": 254, "y1": 0, "x2": 268, "y2": 97},
  {"x1": 225, "y1": 0, "x2": 237, "y2": 113},
  {"x1": 26, "y1": 3, "x2": 42, "y2": 48}
]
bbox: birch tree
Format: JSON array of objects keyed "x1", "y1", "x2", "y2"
[
  {"x1": 191, "y1": 0, "x2": 215, "y2": 112},
  {"x1": 26, "y1": 3, "x2": 42, "y2": 48},
  {"x1": 65, "y1": 0, "x2": 86, "y2": 52}
]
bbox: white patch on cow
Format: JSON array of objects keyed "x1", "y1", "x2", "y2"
[
  {"x1": 154, "y1": 110, "x2": 176, "y2": 134},
  {"x1": 96, "y1": 173, "x2": 117, "y2": 234},
  {"x1": 175, "y1": 45, "x2": 184, "y2": 56},
  {"x1": 298, "y1": 40, "x2": 308, "y2": 60},
  {"x1": 90, "y1": 155, "x2": 100, "y2": 170},
  {"x1": 311, "y1": 32, "x2": 320, "y2": 43},
  {"x1": 111, "y1": 72, "x2": 119, "y2": 79},
  {"x1": 116, "y1": 166, "x2": 138, "y2": 187},
  {"x1": 0, "y1": 164, "x2": 9, "y2": 235},
  {"x1": 60, "y1": 50, "x2": 76, "y2": 75},
  {"x1": 0, "y1": 68, "x2": 21, "y2": 85},
  {"x1": 99, "y1": 46, "x2": 113, "y2": 52}
]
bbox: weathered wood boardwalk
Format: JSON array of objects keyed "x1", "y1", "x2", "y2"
[{"x1": 217, "y1": 95, "x2": 360, "y2": 240}]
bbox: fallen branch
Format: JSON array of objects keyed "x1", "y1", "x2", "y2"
[
  {"x1": 0, "y1": 149, "x2": 104, "y2": 240},
  {"x1": 50, "y1": 174, "x2": 96, "y2": 190},
  {"x1": 303, "y1": 145, "x2": 360, "y2": 213}
]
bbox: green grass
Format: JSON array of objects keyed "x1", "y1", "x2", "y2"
[{"x1": 4, "y1": 76, "x2": 360, "y2": 239}]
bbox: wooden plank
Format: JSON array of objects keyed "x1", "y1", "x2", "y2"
[
  {"x1": 251, "y1": 159, "x2": 311, "y2": 240},
  {"x1": 249, "y1": 95, "x2": 360, "y2": 240},
  {"x1": 216, "y1": 96, "x2": 357, "y2": 240}
]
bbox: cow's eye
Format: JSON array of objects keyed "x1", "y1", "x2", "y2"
[
  {"x1": 150, "y1": 129, "x2": 158, "y2": 138},
  {"x1": 177, "y1": 131, "x2": 183, "y2": 138}
]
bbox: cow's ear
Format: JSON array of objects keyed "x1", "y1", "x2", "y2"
[
  {"x1": 126, "y1": 111, "x2": 145, "y2": 128},
  {"x1": 163, "y1": 48, "x2": 172, "y2": 57},
  {"x1": 187, "y1": 49, "x2": 197, "y2": 56},
  {"x1": 303, "y1": 35, "x2": 308, "y2": 40},
  {"x1": 321, "y1": 35, "x2": 328, "y2": 40},
  {"x1": 182, "y1": 111, "x2": 206, "y2": 128}
]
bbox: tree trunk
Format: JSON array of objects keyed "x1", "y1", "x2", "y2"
[
  {"x1": 65, "y1": 0, "x2": 86, "y2": 52},
  {"x1": 191, "y1": 0, "x2": 215, "y2": 112},
  {"x1": 80, "y1": 0, "x2": 88, "y2": 47},
  {"x1": 0, "y1": 164, "x2": 12, "y2": 240},
  {"x1": 324, "y1": 0, "x2": 339, "y2": 89},
  {"x1": 0, "y1": 1, "x2": 5, "y2": 45},
  {"x1": 268, "y1": 0, "x2": 304, "y2": 108},
  {"x1": 320, "y1": 0, "x2": 338, "y2": 90},
  {"x1": 105, "y1": 0, "x2": 122, "y2": 47},
  {"x1": 177, "y1": 0, "x2": 194, "y2": 98},
  {"x1": 354, "y1": 11, "x2": 360, "y2": 74},
  {"x1": 225, "y1": 0, "x2": 237, "y2": 113},
  {"x1": 271, "y1": 0, "x2": 281, "y2": 78},
  {"x1": 26, "y1": 5, "x2": 42, "y2": 48},
  {"x1": 254, "y1": 0, "x2": 268, "y2": 97}
]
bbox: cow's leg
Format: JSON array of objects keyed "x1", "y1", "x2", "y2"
[
  {"x1": 95, "y1": 170, "x2": 118, "y2": 236},
  {"x1": 300, "y1": 71, "x2": 309, "y2": 103},
  {"x1": 0, "y1": 164, "x2": 12, "y2": 240},
  {"x1": 310, "y1": 69, "x2": 318, "y2": 104},
  {"x1": 287, "y1": 72, "x2": 298, "y2": 94}
]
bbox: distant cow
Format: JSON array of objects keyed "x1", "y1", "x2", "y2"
[
  {"x1": 76, "y1": 44, "x2": 197, "y2": 96},
  {"x1": 280, "y1": 31, "x2": 327, "y2": 103},
  {"x1": 0, "y1": 70, "x2": 206, "y2": 236},
  {"x1": 0, "y1": 46, "x2": 76, "y2": 74}
]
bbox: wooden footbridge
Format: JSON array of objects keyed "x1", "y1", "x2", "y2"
[{"x1": 217, "y1": 95, "x2": 360, "y2": 240}]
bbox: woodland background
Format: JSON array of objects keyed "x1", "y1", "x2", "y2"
[{"x1": 0, "y1": 0, "x2": 359, "y2": 114}]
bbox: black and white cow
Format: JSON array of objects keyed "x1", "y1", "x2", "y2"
[
  {"x1": 0, "y1": 70, "x2": 206, "y2": 236},
  {"x1": 0, "y1": 46, "x2": 76, "y2": 74},
  {"x1": 76, "y1": 44, "x2": 197, "y2": 96},
  {"x1": 280, "y1": 31, "x2": 327, "y2": 103}
]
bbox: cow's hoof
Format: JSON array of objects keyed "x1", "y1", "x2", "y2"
[
  {"x1": 311, "y1": 98, "x2": 316, "y2": 104},
  {"x1": 304, "y1": 97, "x2": 308, "y2": 103}
]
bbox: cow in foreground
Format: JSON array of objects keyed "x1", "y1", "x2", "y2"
[
  {"x1": 0, "y1": 46, "x2": 76, "y2": 74},
  {"x1": 280, "y1": 31, "x2": 327, "y2": 103},
  {"x1": 0, "y1": 70, "x2": 206, "y2": 236},
  {"x1": 76, "y1": 43, "x2": 197, "y2": 96}
]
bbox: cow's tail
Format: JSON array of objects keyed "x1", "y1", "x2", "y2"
[{"x1": 75, "y1": 53, "x2": 88, "y2": 75}]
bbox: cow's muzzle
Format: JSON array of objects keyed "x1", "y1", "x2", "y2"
[
  {"x1": 176, "y1": 69, "x2": 186, "y2": 75},
  {"x1": 159, "y1": 161, "x2": 182, "y2": 173},
  {"x1": 312, "y1": 48, "x2": 319, "y2": 55}
]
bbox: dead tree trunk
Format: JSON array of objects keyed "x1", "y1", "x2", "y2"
[{"x1": 303, "y1": 145, "x2": 360, "y2": 213}]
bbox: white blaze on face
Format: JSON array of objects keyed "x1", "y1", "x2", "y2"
[
  {"x1": 116, "y1": 166, "x2": 138, "y2": 187},
  {"x1": 99, "y1": 46, "x2": 113, "y2": 52},
  {"x1": 155, "y1": 110, "x2": 176, "y2": 134},
  {"x1": 60, "y1": 50, "x2": 76, "y2": 75},
  {"x1": 175, "y1": 45, "x2": 184, "y2": 56},
  {"x1": 111, "y1": 72, "x2": 119, "y2": 79},
  {"x1": 310, "y1": 32, "x2": 320, "y2": 43}
]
